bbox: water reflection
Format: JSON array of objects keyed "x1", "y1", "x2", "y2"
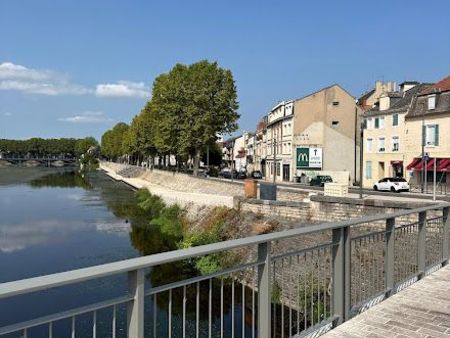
[{"x1": 29, "y1": 170, "x2": 93, "y2": 189}]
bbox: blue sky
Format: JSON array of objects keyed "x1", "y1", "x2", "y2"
[{"x1": 1, "y1": 1, "x2": 450, "y2": 140}]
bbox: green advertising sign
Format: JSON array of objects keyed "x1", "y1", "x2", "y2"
[
  {"x1": 296, "y1": 147, "x2": 323, "y2": 168},
  {"x1": 296, "y1": 148, "x2": 309, "y2": 168}
]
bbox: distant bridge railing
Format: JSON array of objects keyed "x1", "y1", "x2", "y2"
[{"x1": 0, "y1": 203, "x2": 449, "y2": 337}]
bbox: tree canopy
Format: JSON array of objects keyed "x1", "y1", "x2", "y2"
[
  {"x1": 0, "y1": 137, "x2": 98, "y2": 158},
  {"x1": 100, "y1": 60, "x2": 239, "y2": 172}
]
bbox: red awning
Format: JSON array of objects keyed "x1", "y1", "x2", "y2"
[
  {"x1": 438, "y1": 159, "x2": 450, "y2": 172},
  {"x1": 406, "y1": 158, "x2": 421, "y2": 170},
  {"x1": 413, "y1": 160, "x2": 425, "y2": 171},
  {"x1": 426, "y1": 158, "x2": 436, "y2": 170}
]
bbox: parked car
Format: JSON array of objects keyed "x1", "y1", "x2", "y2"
[
  {"x1": 219, "y1": 169, "x2": 238, "y2": 179},
  {"x1": 373, "y1": 177, "x2": 410, "y2": 192},
  {"x1": 237, "y1": 171, "x2": 247, "y2": 179},
  {"x1": 250, "y1": 170, "x2": 263, "y2": 179},
  {"x1": 309, "y1": 175, "x2": 333, "y2": 187}
]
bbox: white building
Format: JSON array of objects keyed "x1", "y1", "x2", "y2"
[{"x1": 265, "y1": 101, "x2": 294, "y2": 182}]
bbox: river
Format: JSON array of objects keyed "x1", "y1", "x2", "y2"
[{"x1": 0, "y1": 168, "x2": 251, "y2": 337}]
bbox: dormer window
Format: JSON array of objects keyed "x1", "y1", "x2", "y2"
[{"x1": 428, "y1": 94, "x2": 436, "y2": 110}]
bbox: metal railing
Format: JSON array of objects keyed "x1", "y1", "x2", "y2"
[{"x1": 1, "y1": 203, "x2": 449, "y2": 337}]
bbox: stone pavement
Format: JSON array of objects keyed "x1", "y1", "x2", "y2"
[{"x1": 322, "y1": 265, "x2": 450, "y2": 338}]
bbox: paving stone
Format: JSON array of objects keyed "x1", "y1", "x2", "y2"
[{"x1": 322, "y1": 265, "x2": 450, "y2": 338}]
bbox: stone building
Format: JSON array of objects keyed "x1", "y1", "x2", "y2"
[
  {"x1": 292, "y1": 84, "x2": 362, "y2": 184},
  {"x1": 362, "y1": 81, "x2": 430, "y2": 188},
  {"x1": 265, "y1": 101, "x2": 294, "y2": 182},
  {"x1": 404, "y1": 75, "x2": 450, "y2": 189}
]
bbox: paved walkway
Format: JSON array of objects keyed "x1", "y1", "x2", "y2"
[{"x1": 323, "y1": 265, "x2": 450, "y2": 338}]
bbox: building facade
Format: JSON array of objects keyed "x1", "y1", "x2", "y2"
[
  {"x1": 362, "y1": 82, "x2": 428, "y2": 188},
  {"x1": 265, "y1": 101, "x2": 294, "y2": 182},
  {"x1": 404, "y1": 75, "x2": 450, "y2": 189},
  {"x1": 292, "y1": 84, "x2": 361, "y2": 184}
]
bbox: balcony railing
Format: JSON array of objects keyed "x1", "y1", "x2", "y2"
[{"x1": 1, "y1": 203, "x2": 449, "y2": 337}]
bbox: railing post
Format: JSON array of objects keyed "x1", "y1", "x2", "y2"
[
  {"x1": 443, "y1": 207, "x2": 450, "y2": 264},
  {"x1": 332, "y1": 226, "x2": 350, "y2": 324},
  {"x1": 385, "y1": 217, "x2": 395, "y2": 295},
  {"x1": 418, "y1": 211, "x2": 427, "y2": 278},
  {"x1": 257, "y1": 242, "x2": 271, "y2": 338},
  {"x1": 127, "y1": 269, "x2": 145, "y2": 338}
]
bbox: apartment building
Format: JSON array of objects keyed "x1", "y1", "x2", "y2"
[
  {"x1": 253, "y1": 117, "x2": 268, "y2": 175},
  {"x1": 265, "y1": 101, "x2": 294, "y2": 182},
  {"x1": 362, "y1": 82, "x2": 429, "y2": 188},
  {"x1": 404, "y1": 75, "x2": 450, "y2": 188},
  {"x1": 293, "y1": 84, "x2": 361, "y2": 184}
]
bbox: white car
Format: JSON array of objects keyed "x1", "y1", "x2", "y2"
[{"x1": 373, "y1": 177, "x2": 410, "y2": 192}]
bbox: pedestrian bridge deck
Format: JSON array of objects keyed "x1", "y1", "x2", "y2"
[{"x1": 323, "y1": 265, "x2": 450, "y2": 338}]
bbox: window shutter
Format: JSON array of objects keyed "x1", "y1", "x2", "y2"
[
  {"x1": 435, "y1": 125, "x2": 439, "y2": 146},
  {"x1": 422, "y1": 125, "x2": 426, "y2": 146}
]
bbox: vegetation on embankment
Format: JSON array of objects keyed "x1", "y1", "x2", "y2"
[{"x1": 128, "y1": 188, "x2": 282, "y2": 278}]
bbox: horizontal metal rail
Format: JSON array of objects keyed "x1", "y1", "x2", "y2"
[
  {"x1": 2, "y1": 202, "x2": 448, "y2": 300},
  {"x1": 0, "y1": 295, "x2": 131, "y2": 335},
  {"x1": 1, "y1": 201, "x2": 449, "y2": 338}
]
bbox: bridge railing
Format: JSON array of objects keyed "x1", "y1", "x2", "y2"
[{"x1": 1, "y1": 203, "x2": 449, "y2": 337}]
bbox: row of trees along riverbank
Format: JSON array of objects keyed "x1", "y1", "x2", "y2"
[
  {"x1": 0, "y1": 137, "x2": 98, "y2": 158},
  {"x1": 101, "y1": 60, "x2": 239, "y2": 175}
]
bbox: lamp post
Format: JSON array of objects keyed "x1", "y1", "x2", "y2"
[
  {"x1": 273, "y1": 138, "x2": 277, "y2": 184},
  {"x1": 359, "y1": 118, "x2": 364, "y2": 199}
]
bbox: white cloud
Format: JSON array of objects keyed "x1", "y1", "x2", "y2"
[
  {"x1": 0, "y1": 62, "x2": 91, "y2": 96},
  {"x1": 0, "y1": 62, "x2": 149, "y2": 99},
  {"x1": 95, "y1": 81, "x2": 149, "y2": 98},
  {"x1": 58, "y1": 111, "x2": 113, "y2": 124}
]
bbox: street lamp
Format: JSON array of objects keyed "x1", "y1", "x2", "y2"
[{"x1": 359, "y1": 118, "x2": 365, "y2": 199}]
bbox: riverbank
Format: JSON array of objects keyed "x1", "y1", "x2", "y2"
[{"x1": 100, "y1": 162, "x2": 235, "y2": 211}]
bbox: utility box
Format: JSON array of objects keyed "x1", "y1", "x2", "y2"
[
  {"x1": 324, "y1": 183, "x2": 348, "y2": 197},
  {"x1": 260, "y1": 182, "x2": 277, "y2": 200},
  {"x1": 244, "y1": 179, "x2": 257, "y2": 198}
]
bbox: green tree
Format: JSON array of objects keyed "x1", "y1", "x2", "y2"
[{"x1": 100, "y1": 122, "x2": 129, "y2": 160}]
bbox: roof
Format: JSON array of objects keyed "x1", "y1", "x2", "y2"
[
  {"x1": 358, "y1": 89, "x2": 375, "y2": 103},
  {"x1": 420, "y1": 75, "x2": 450, "y2": 95},
  {"x1": 406, "y1": 89, "x2": 450, "y2": 119},
  {"x1": 364, "y1": 83, "x2": 432, "y2": 117},
  {"x1": 293, "y1": 83, "x2": 355, "y2": 103}
]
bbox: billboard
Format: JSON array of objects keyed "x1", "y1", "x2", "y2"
[{"x1": 296, "y1": 147, "x2": 322, "y2": 169}]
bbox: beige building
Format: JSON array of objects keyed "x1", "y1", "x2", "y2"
[
  {"x1": 292, "y1": 84, "x2": 361, "y2": 184},
  {"x1": 266, "y1": 101, "x2": 294, "y2": 182},
  {"x1": 404, "y1": 75, "x2": 450, "y2": 190},
  {"x1": 362, "y1": 82, "x2": 428, "y2": 188},
  {"x1": 253, "y1": 117, "x2": 268, "y2": 175},
  {"x1": 358, "y1": 81, "x2": 399, "y2": 111}
]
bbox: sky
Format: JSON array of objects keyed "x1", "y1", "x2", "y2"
[{"x1": 1, "y1": 0, "x2": 450, "y2": 141}]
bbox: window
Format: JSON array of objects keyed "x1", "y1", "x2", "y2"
[
  {"x1": 379, "y1": 117, "x2": 385, "y2": 129},
  {"x1": 392, "y1": 136, "x2": 399, "y2": 152},
  {"x1": 378, "y1": 137, "x2": 385, "y2": 152},
  {"x1": 332, "y1": 101, "x2": 340, "y2": 106},
  {"x1": 424, "y1": 124, "x2": 439, "y2": 146},
  {"x1": 375, "y1": 118, "x2": 379, "y2": 129},
  {"x1": 365, "y1": 161, "x2": 372, "y2": 179},
  {"x1": 332, "y1": 121, "x2": 339, "y2": 127},
  {"x1": 392, "y1": 113, "x2": 398, "y2": 126},
  {"x1": 428, "y1": 94, "x2": 436, "y2": 110},
  {"x1": 366, "y1": 138, "x2": 373, "y2": 152},
  {"x1": 366, "y1": 118, "x2": 374, "y2": 129}
]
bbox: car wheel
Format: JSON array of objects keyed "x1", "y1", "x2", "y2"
[
  {"x1": 373, "y1": 185, "x2": 378, "y2": 191},
  {"x1": 390, "y1": 186, "x2": 396, "y2": 192}
]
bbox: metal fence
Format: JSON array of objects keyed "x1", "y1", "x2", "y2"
[{"x1": 1, "y1": 203, "x2": 449, "y2": 338}]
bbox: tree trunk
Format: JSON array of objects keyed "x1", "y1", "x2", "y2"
[{"x1": 193, "y1": 148, "x2": 201, "y2": 176}]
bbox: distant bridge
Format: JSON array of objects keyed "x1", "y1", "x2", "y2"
[{"x1": 0, "y1": 157, "x2": 77, "y2": 167}]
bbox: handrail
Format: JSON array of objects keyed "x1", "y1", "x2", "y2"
[{"x1": 1, "y1": 202, "x2": 449, "y2": 300}]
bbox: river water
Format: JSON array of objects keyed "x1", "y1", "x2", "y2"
[{"x1": 0, "y1": 168, "x2": 251, "y2": 338}]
